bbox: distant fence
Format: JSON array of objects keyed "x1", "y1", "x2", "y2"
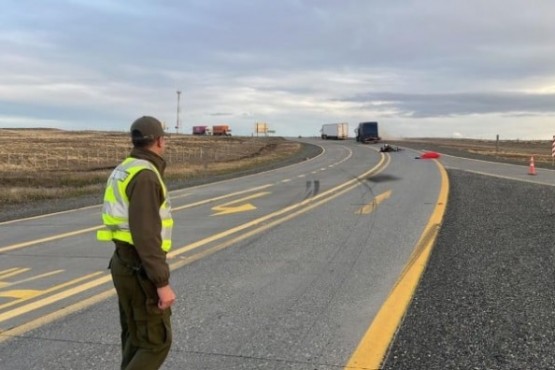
[{"x1": 1, "y1": 142, "x2": 269, "y2": 171}]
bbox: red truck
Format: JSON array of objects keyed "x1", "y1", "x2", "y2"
[{"x1": 212, "y1": 125, "x2": 231, "y2": 136}]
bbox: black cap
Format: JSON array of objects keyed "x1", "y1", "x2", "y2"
[{"x1": 130, "y1": 116, "x2": 165, "y2": 140}]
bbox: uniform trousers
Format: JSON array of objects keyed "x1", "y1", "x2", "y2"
[{"x1": 110, "y1": 249, "x2": 172, "y2": 370}]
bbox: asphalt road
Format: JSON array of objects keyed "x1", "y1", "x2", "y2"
[
  {"x1": 2, "y1": 140, "x2": 550, "y2": 369},
  {"x1": 0, "y1": 139, "x2": 443, "y2": 369}
]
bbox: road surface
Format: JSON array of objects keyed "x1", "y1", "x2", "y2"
[{"x1": 0, "y1": 139, "x2": 445, "y2": 369}]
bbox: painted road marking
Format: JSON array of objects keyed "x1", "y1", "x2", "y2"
[
  {"x1": 0, "y1": 186, "x2": 275, "y2": 253},
  {"x1": 355, "y1": 190, "x2": 393, "y2": 214},
  {"x1": 0, "y1": 268, "x2": 20, "y2": 276},
  {"x1": 0, "y1": 153, "x2": 389, "y2": 342},
  {"x1": 0, "y1": 274, "x2": 112, "y2": 323},
  {"x1": 211, "y1": 192, "x2": 271, "y2": 216},
  {"x1": 0, "y1": 227, "x2": 102, "y2": 254},
  {"x1": 0, "y1": 268, "x2": 30, "y2": 280},
  {"x1": 0, "y1": 271, "x2": 103, "y2": 311},
  {"x1": 169, "y1": 155, "x2": 389, "y2": 260},
  {"x1": 172, "y1": 184, "x2": 273, "y2": 212},
  {"x1": 345, "y1": 158, "x2": 449, "y2": 369},
  {"x1": 0, "y1": 290, "x2": 41, "y2": 299},
  {"x1": 0, "y1": 269, "x2": 64, "y2": 289}
]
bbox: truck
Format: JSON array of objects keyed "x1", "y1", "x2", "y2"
[
  {"x1": 320, "y1": 123, "x2": 348, "y2": 140},
  {"x1": 212, "y1": 124, "x2": 232, "y2": 136},
  {"x1": 192, "y1": 125, "x2": 212, "y2": 135},
  {"x1": 355, "y1": 121, "x2": 380, "y2": 143}
]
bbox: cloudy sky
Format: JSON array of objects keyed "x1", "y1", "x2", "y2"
[{"x1": 1, "y1": 0, "x2": 555, "y2": 139}]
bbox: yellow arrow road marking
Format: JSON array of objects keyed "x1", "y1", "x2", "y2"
[
  {"x1": 211, "y1": 192, "x2": 271, "y2": 216},
  {"x1": 0, "y1": 271, "x2": 103, "y2": 311},
  {"x1": 0, "y1": 290, "x2": 41, "y2": 299},
  {"x1": 0, "y1": 274, "x2": 112, "y2": 323},
  {"x1": 355, "y1": 190, "x2": 393, "y2": 214},
  {"x1": 173, "y1": 184, "x2": 273, "y2": 212}
]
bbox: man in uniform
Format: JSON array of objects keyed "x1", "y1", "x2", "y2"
[{"x1": 97, "y1": 116, "x2": 176, "y2": 370}]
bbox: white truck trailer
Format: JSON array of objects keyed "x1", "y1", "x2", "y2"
[{"x1": 320, "y1": 122, "x2": 349, "y2": 140}]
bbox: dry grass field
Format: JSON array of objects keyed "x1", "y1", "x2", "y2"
[
  {"x1": 0, "y1": 128, "x2": 302, "y2": 207},
  {"x1": 390, "y1": 137, "x2": 555, "y2": 167}
]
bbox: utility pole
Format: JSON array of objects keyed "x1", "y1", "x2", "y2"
[{"x1": 175, "y1": 90, "x2": 181, "y2": 134}]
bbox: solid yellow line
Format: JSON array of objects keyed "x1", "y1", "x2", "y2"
[
  {"x1": 0, "y1": 268, "x2": 20, "y2": 276},
  {"x1": 0, "y1": 268, "x2": 30, "y2": 280},
  {"x1": 355, "y1": 190, "x2": 393, "y2": 214},
  {"x1": 1, "y1": 269, "x2": 64, "y2": 288},
  {"x1": 0, "y1": 271, "x2": 104, "y2": 311},
  {"x1": 344, "y1": 158, "x2": 449, "y2": 369},
  {"x1": 0, "y1": 274, "x2": 112, "y2": 323},
  {"x1": 0, "y1": 289, "x2": 116, "y2": 344}
]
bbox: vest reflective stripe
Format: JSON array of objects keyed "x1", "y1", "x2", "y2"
[{"x1": 96, "y1": 158, "x2": 173, "y2": 252}]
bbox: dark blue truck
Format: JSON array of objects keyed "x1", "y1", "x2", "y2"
[{"x1": 355, "y1": 121, "x2": 381, "y2": 143}]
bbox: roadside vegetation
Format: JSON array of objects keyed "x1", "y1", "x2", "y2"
[
  {"x1": 0, "y1": 129, "x2": 302, "y2": 207},
  {"x1": 389, "y1": 138, "x2": 555, "y2": 167}
]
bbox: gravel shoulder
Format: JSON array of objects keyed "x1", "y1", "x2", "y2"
[{"x1": 383, "y1": 169, "x2": 555, "y2": 369}]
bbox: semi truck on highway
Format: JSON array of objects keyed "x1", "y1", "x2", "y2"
[
  {"x1": 320, "y1": 123, "x2": 349, "y2": 140},
  {"x1": 355, "y1": 121, "x2": 380, "y2": 143},
  {"x1": 212, "y1": 125, "x2": 232, "y2": 136},
  {"x1": 192, "y1": 125, "x2": 213, "y2": 135},
  {"x1": 193, "y1": 125, "x2": 232, "y2": 136}
]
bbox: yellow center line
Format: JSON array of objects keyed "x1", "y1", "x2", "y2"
[
  {"x1": 0, "y1": 268, "x2": 30, "y2": 280},
  {"x1": 355, "y1": 190, "x2": 393, "y2": 214},
  {"x1": 0, "y1": 271, "x2": 104, "y2": 311},
  {"x1": 0, "y1": 290, "x2": 115, "y2": 344},
  {"x1": 1, "y1": 269, "x2": 64, "y2": 288},
  {"x1": 0, "y1": 274, "x2": 112, "y2": 323},
  {"x1": 0, "y1": 268, "x2": 20, "y2": 276}
]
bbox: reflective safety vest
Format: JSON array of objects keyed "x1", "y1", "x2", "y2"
[{"x1": 96, "y1": 157, "x2": 173, "y2": 252}]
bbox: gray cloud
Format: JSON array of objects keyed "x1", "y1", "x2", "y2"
[
  {"x1": 344, "y1": 91, "x2": 555, "y2": 118},
  {"x1": 208, "y1": 112, "x2": 233, "y2": 116},
  {"x1": 1, "y1": 0, "x2": 555, "y2": 138}
]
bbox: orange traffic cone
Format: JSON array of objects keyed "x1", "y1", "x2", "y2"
[{"x1": 528, "y1": 156, "x2": 536, "y2": 175}]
